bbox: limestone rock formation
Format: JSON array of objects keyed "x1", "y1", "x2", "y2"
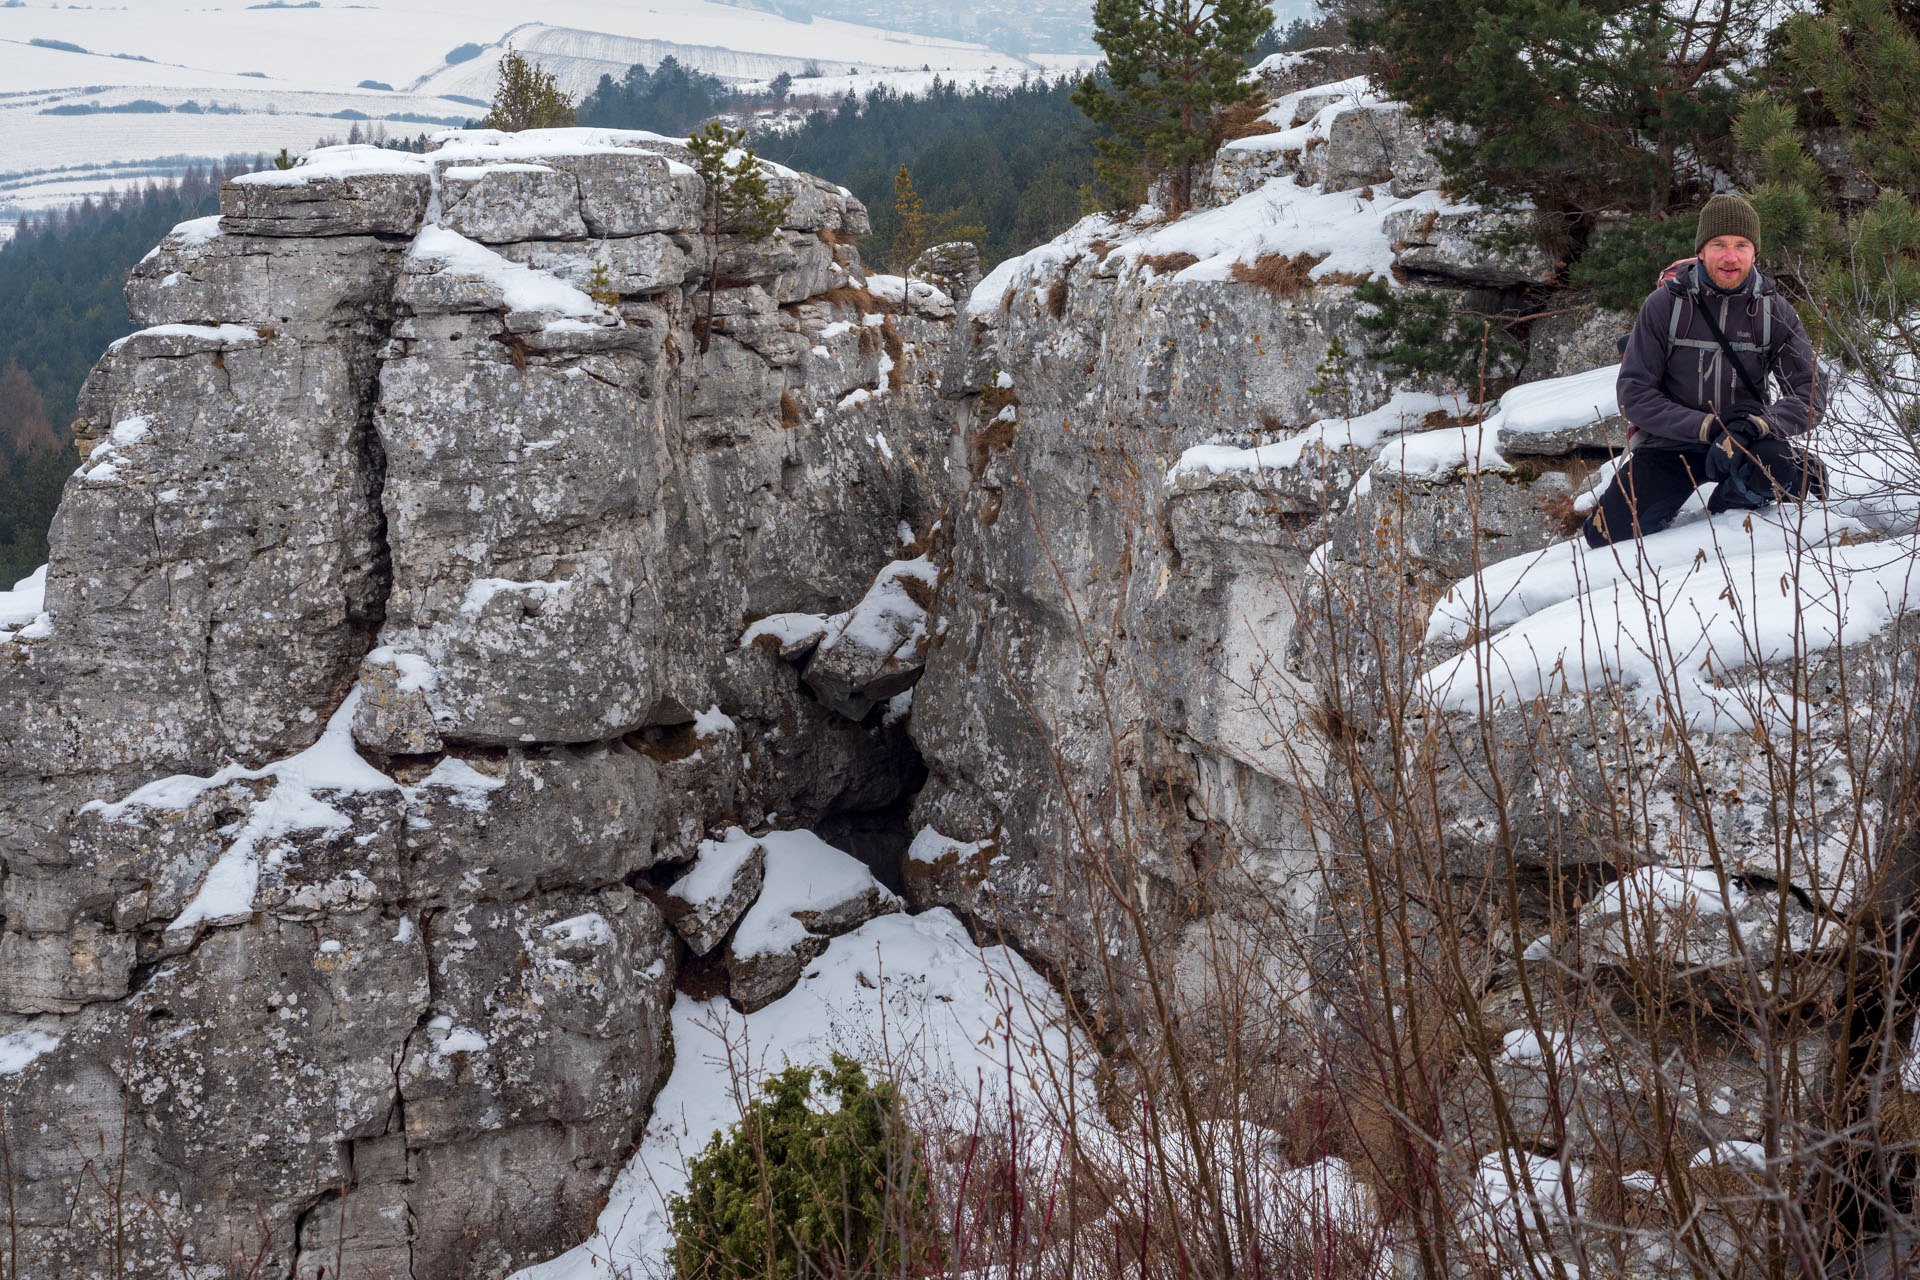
[{"x1": 0, "y1": 133, "x2": 947, "y2": 1280}]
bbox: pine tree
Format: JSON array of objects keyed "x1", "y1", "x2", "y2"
[
  {"x1": 484, "y1": 47, "x2": 577, "y2": 132},
  {"x1": 1354, "y1": 0, "x2": 1762, "y2": 229},
  {"x1": 686, "y1": 122, "x2": 792, "y2": 354},
  {"x1": 1071, "y1": 0, "x2": 1270, "y2": 211},
  {"x1": 891, "y1": 164, "x2": 926, "y2": 274},
  {"x1": 1736, "y1": 0, "x2": 1920, "y2": 372}
]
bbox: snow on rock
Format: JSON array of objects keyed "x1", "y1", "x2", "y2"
[
  {"x1": 740, "y1": 611, "x2": 830, "y2": 658},
  {"x1": 1120, "y1": 177, "x2": 1452, "y2": 288},
  {"x1": 231, "y1": 143, "x2": 431, "y2": 187},
  {"x1": 1171, "y1": 390, "x2": 1466, "y2": 485},
  {"x1": 542, "y1": 912, "x2": 616, "y2": 950},
  {"x1": 1562, "y1": 863, "x2": 1831, "y2": 978},
  {"x1": 1487, "y1": 364, "x2": 1623, "y2": 456},
  {"x1": 1420, "y1": 506, "x2": 1920, "y2": 732},
  {"x1": 424, "y1": 1014, "x2": 489, "y2": 1059},
  {"x1": 107, "y1": 323, "x2": 261, "y2": 353},
  {"x1": 664, "y1": 827, "x2": 767, "y2": 957},
  {"x1": 0, "y1": 1026, "x2": 60, "y2": 1076},
  {"x1": 82, "y1": 685, "x2": 399, "y2": 937},
  {"x1": 508, "y1": 908, "x2": 1078, "y2": 1280},
  {"x1": 969, "y1": 212, "x2": 1127, "y2": 317},
  {"x1": 405, "y1": 756, "x2": 505, "y2": 813},
  {"x1": 168, "y1": 214, "x2": 224, "y2": 246},
  {"x1": 803, "y1": 555, "x2": 941, "y2": 720},
  {"x1": 1373, "y1": 415, "x2": 1510, "y2": 478},
  {"x1": 725, "y1": 829, "x2": 901, "y2": 1011},
  {"x1": 409, "y1": 228, "x2": 609, "y2": 320},
  {"x1": 0, "y1": 565, "x2": 47, "y2": 633},
  {"x1": 459, "y1": 575, "x2": 575, "y2": 617},
  {"x1": 865, "y1": 272, "x2": 954, "y2": 318}
]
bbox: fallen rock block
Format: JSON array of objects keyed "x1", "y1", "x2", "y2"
[
  {"x1": 802, "y1": 556, "x2": 941, "y2": 721},
  {"x1": 664, "y1": 827, "x2": 767, "y2": 956},
  {"x1": 723, "y1": 829, "x2": 901, "y2": 1011}
]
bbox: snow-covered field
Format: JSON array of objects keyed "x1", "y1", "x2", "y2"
[{"x1": 0, "y1": 0, "x2": 1045, "y2": 216}]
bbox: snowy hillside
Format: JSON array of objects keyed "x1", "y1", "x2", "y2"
[{"x1": 0, "y1": 0, "x2": 1040, "y2": 218}]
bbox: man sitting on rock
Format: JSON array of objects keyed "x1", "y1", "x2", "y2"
[{"x1": 1583, "y1": 193, "x2": 1827, "y2": 547}]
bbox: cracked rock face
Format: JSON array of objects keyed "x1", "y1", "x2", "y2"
[{"x1": 0, "y1": 133, "x2": 947, "y2": 1279}]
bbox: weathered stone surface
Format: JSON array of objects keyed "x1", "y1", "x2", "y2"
[
  {"x1": 664, "y1": 830, "x2": 767, "y2": 955},
  {"x1": 1521, "y1": 306, "x2": 1634, "y2": 383},
  {"x1": 438, "y1": 160, "x2": 589, "y2": 242},
  {"x1": 498, "y1": 233, "x2": 694, "y2": 297},
  {"x1": 1385, "y1": 207, "x2": 1559, "y2": 287},
  {"x1": 549, "y1": 150, "x2": 706, "y2": 236},
  {"x1": 221, "y1": 161, "x2": 430, "y2": 238},
  {"x1": 912, "y1": 241, "x2": 984, "y2": 304},
  {"x1": 1301, "y1": 103, "x2": 1446, "y2": 194}
]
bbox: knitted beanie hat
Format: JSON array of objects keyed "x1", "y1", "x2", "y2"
[{"x1": 1696, "y1": 193, "x2": 1761, "y2": 253}]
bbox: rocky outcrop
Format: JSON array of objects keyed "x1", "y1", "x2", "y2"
[{"x1": 0, "y1": 134, "x2": 947, "y2": 1279}]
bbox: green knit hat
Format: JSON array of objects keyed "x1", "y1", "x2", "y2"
[{"x1": 1696, "y1": 193, "x2": 1761, "y2": 254}]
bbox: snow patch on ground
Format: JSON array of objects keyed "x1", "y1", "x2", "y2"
[
  {"x1": 1421, "y1": 505, "x2": 1920, "y2": 732},
  {"x1": 509, "y1": 908, "x2": 1078, "y2": 1280}
]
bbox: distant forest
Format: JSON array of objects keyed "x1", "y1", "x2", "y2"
[
  {"x1": 581, "y1": 69, "x2": 1097, "y2": 270},
  {"x1": 766, "y1": 78, "x2": 1094, "y2": 269},
  {"x1": 0, "y1": 161, "x2": 255, "y2": 584}
]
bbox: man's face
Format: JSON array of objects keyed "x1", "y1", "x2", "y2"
[{"x1": 1701, "y1": 235, "x2": 1755, "y2": 289}]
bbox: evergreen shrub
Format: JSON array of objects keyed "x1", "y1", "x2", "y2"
[
  {"x1": 1567, "y1": 216, "x2": 1699, "y2": 313},
  {"x1": 666, "y1": 1055, "x2": 938, "y2": 1280}
]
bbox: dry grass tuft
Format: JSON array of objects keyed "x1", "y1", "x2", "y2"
[
  {"x1": 881, "y1": 318, "x2": 906, "y2": 390},
  {"x1": 969, "y1": 416, "x2": 1017, "y2": 477},
  {"x1": 1046, "y1": 276, "x2": 1070, "y2": 319},
  {"x1": 1318, "y1": 270, "x2": 1374, "y2": 287},
  {"x1": 1229, "y1": 252, "x2": 1330, "y2": 299},
  {"x1": 1212, "y1": 95, "x2": 1280, "y2": 146},
  {"x1": 1140, "y1": 251, "x2": 1201, "y2": 275},
  {"x1": 780, "y1": 389, "x2": 804, "y2": 429},
  {"x1": 820, "y1": 284, "x2": 890, "y2": 314}
]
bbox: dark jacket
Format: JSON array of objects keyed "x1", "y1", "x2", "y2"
[{"x1": 1616, "y1": 262, "x2": 1824, "y2": 450}]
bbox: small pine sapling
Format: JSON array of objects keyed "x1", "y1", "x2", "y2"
[
  {"x1": 1353, "y1": 278, "x2": 1480, "y2": 383},
  {"x1": 483, "y1": 46, "x2": 577, "y2": 132},
  {"x1": 585, "y1": 260, "x2": 620, "y2": 308},
  {"x1": 687, "y1": 121, "x2": 792, "y2": 354},
  {"x1": 892, "y1": 163, "x2": 926, "y2": 275}
]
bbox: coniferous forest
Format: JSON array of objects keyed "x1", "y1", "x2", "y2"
[{"x1": 0, "y1": 161, "x2": 257, "y2": 584}]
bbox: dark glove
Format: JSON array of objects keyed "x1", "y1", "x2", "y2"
[
  {"x1": 1721, "y1": 413, "x2": 1768, "y2": 443},
  {"x1": 1705, "y1": 429, "x2": 1770, "y2": 511}
]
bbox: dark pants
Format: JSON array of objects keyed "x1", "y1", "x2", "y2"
[{"x1": 1582, "y1": 439, "x2": 1827, "y2": 548}]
